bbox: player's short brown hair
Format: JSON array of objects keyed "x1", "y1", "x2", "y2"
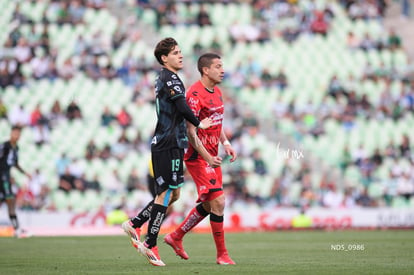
[
  {"x1": 11, "y1": 125, "x2": 22, "y2": 131},
  {"x1": 197, "y1": 53, "x2": 221, "y2": 75},
  {"x1": 154, "y1": 37, "x2": 178, "y2": 65}
]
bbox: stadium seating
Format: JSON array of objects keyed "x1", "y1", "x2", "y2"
[{"x1": 1, "y1": 0, "x2": 412, "y2": 212}]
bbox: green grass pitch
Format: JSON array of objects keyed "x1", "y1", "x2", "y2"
[{"x1": 0, "y1": 230, "x2": 413, "y2": 274}]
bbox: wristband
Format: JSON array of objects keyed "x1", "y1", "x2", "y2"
[
  {"x1": 223, "y1": 140, "x2": 231, "y2": 146},
  {"x1": 198, "y1": 122, "x2": 205, "y2": 129}
]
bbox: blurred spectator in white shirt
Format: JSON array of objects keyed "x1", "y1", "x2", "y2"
[
  {"x1": 322, "y1": 184, "x2": 344, "y2": 208},
  {"x1": 14, "y1": 38, "x2": 32, "y2": 63},
  {"x1": 68, "y1": 158, "x2": 84, "y2": 178},
  {"x1": 58, "y1": 58, "x2": 76, "y2": 80},
  {"x1": 9, "y1": 104, "x2": 30, "y2": 126},
  {"x1": 106, "y1": 169, "x2": 124, "y2": 195},
  {"x1": 28, "y1": 168, "x2": 50, "y2": 207},
  {"x1": 30, "y1": 51, "x2": 50, "y2": 79}
]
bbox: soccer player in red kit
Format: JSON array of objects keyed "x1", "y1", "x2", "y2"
[{"x1": 164, "y1": 53, "x2": 237, "y2": 265}]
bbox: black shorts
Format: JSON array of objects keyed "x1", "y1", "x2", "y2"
[
  {"x1": 0, "y1": 171, "x2": 14, "y2": 200},
  {"x1": 151, "y1": 148, "x2": 184, "y2": 196}
]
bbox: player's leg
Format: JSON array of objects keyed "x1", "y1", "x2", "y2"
[
  {"x1": 208, "y1": 194, "x2": 235, "y2": 264},
  {"x1": 6, "y1": 197, "x2": 19, "y2": 232},
  {"x1": 137, "y1": 188, "x2": 176, "y2": 266},
  {"x1": 144, "y1": 188, "x2": 176, "y2": 247},
  {"x1": 137, "y1": 148, "x2": 184, "y2": 266},
  {"x1": 122, "y1": 199, "x2": 153, "y2": 247},
  {"x1": 144, "y1": 148, "x2": 183, "y2": 248},
  {"x1": 122, "y1": 192, "x2": 176, "y2": 255},
  {"x1": 5, "y1": 196, "x2": 30, "y2": 238},
  {"x1": 208, "y1": 167, "x2": 235, "y2": 265},
  {"x1": 123, "y1": 173, "x2": 158, "y2": 239},
  {"x1": 164, "y1": 160, "x2": 211, "y2": 259},
  {"x1": 123, "y1": 170, "x2": 156, "y2": 248},
  {"x1": 1, "y1": 174, "x2": 23, "y2": 237}
]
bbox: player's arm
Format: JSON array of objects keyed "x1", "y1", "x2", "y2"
[
  {"x1": 220, "y1": 128, "x2": 237, "y2": 162},
  {"x1": 15, "y1": 160, "x2": 31, "y2": 179},
  {"x1": 186, "y1": 121, "x2": 221, "y2": 168},
  {"x1": 174, "y1": 97, "x2": 211, "y2": 129}
]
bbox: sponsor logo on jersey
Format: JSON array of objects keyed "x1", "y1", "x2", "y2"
[
  {"x1": 205, "y1": 166, "x2": 215, "y2": 174},
  {"x1": 210, "y1": 112, "x2": 224, "y2": 126},
  {"x1": 173, "y1": 86, "x2": 182, "y2": 93},
  {"x1": 167, "y1": 81, "x2": 172, "y2": 86},
  {"x1": 208, "y1": 105, "x2": 224, "y2": 111},
  {"x1": 188, "y1": 97, "x2": 199, "y2": 107}
]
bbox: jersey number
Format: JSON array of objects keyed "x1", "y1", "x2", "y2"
[{"x1": 171, "y1": 159, "x2": 180, "y2": 172}]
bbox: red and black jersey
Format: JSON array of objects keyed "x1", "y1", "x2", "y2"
[{"x1": 185, "y1": 81, "x2": 224, "y2": 161}]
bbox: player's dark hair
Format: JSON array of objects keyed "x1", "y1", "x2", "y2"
[
  {"x1": 197, "y1": 53, "x2": 221, "y2": 75},
  {"x1": 154, "y1": 37, "x2": 178, "y2": 65},
  {"x1": 11, "y1": 125, "x2": 22, "y2": 131}
]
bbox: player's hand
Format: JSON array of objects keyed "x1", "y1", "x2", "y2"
[
  {"x1": 208, "y1": 156, "x2": 222, "y2": 168},
  {"x1": 224, "y1": 143, "x2": 237, "y2": 162},
  {"x1": 198, "y1": 117, "x2": 213, "y2": 129}
]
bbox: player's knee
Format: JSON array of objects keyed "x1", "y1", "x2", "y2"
[
  {"x1": 6, "y1": 202, "x2": 16, "y2": 214},
  {"x1": 202, "y1": 202, "x2": 211, "y2": 213},
  {"x1": 168, "y1": 189, "x2": 180, "y2": 205},
  {"x1": 6, "y1": 198, "x2": 16, "y2": 207},
  {"x1": 210, "y1": 195, "x2": 225, "y2": 215},
  {"x1": 170, "y1": 193, "x2": 180, "y2": 204},
  {"x1": 215, "y1": 194, "x2": 225, "y2": 207}
]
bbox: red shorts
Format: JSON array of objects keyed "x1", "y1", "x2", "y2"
[{"x1": 185, "y1": 159, "x2": 224, "y2": 203}]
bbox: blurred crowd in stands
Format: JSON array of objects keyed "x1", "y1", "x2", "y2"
[{"x1": 1, "y1": 0, "x2": 413, "y2": 212}]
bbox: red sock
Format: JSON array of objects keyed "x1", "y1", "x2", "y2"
[
  {"x1": 210, "y1": 213, "x2": 227, "y2": 256},
  {"x1": 174, "y1": 203, "x2": 209, "y2": 239}
]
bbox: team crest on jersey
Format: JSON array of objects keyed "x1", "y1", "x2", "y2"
[{"x1": 171, "y1": 74, "x2": 177, "y2": 79}]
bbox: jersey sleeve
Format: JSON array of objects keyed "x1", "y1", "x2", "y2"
[
  {"x1": 166, "y1": 74, "x2": 185, "y2": 101},
  {"x1": 174, "y1": 97, "x2": 200, "y2": 127},
  {"x1": 186, "y1": 90, "x2": 201, "y2": 117}
]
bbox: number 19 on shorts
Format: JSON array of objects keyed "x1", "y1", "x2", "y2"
[{"x1": 171, "y1": 159, "x2": 180, "y2": 172}]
